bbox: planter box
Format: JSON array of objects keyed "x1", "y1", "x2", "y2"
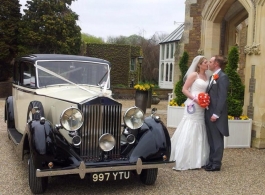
[
  {"x1": 167, "y1": 108, "x2": 252, "y2": 148},
  {"x1": 166, "y1": 93, "x2": 252, "y2": 148},
  {"x1": 167, "y1": 93, "x2": 184, "y2": 128},
  {"x1": 224, "y1": 119, "x2": 252, "y2": 148},
  {"x1": 167, "y1": 106, "x2": 184, "y2": 128}
]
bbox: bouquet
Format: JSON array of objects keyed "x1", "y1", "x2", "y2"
[{"x1": 197, "y1": 93, "x2": 210, "y2": 108}]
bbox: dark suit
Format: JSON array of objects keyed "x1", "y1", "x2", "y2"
[{"x1": 205, "y1": 70, "x2": 229, "y2": 168}]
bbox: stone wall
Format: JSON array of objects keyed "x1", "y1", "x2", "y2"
[
  {"x1": 183, "y1": 0, "x2": 207, "y2": 65},
  {"x1": 238, "y1": 21, "x2": 248, "y2": 84}
]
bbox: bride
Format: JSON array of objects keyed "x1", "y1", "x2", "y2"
[{"x1": 170, "y1": 55, "x2": 210, "y2": 170}]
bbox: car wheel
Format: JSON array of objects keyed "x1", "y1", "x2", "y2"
[
  {"x1": 29, "y1": 154, "x2": 48, "y2": 194},
  {"x1": 140, "y1": 168, "x2": 158, "y2": 185},
  {"x1": 27, "y1": 101, "x2": 45, "y2": 123}
]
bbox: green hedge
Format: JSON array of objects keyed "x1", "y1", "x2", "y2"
[{"x1": 86, "y1": 43, "x2": 141, "y2": 86}]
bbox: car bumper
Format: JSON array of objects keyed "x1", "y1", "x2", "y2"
[{"x1": 36, "y1": 158, "x2": 174, "y2": 178}]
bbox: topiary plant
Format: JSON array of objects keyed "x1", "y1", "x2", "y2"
[
  {"x1": 174, "y1": 51, "x2": 189, "y2": 105},
  {"x1": 225, "y1": 46, "x2": 245, "y2": 117}
]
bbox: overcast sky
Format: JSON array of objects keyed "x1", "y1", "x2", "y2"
[{"x1": 19, "y1": 0, "x2": 186, "y2": 40}]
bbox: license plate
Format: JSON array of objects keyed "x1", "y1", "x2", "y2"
[{"x1": 91, "y1": 171, "x2": 130, "y2": 182}]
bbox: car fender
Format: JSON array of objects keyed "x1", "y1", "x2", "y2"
[
  {"x1": 26, "y1": 120, "x2": 82, "y2": 169},
  {"x1": 5, "y1": 96, "x2": 15, "y2": 128},
  {"x1": 129, "y1": 116, "x2": 171, "y2": 163},
  {"x1": 27, "y1": 120, "x2": 54, "y2": 156}
]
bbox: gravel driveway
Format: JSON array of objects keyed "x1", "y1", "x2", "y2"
[{"x1": 1, "y1": 99, "x2": 265, "y2": 195}]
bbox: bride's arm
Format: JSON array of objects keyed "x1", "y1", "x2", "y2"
[{"x1": 182, "y1": 72, "x2": 197, "y2": 102}]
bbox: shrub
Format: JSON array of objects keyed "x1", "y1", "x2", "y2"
[
  {"x1": 225, "y1": 46, "x2": 245, "y2": 117},
  {"x1": 174, "y1": 51, "x2": 189, "y2": 105}
]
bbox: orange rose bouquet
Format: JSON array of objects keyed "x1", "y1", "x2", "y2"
[{"x1": 197, "y1": 93, "x2": 210, "y2": 108}]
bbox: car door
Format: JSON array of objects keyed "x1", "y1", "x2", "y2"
[{"x1": 13, "y1": 61, "x2": 37, "y2": 134}]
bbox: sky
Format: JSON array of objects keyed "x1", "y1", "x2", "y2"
[{"x1": 19, "y1": 0, "x2": 186, "y2": 41}]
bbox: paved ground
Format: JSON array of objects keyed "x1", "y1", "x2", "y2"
[{"x1": 1, "y1": 99, "x2": 265, "y2": 195}]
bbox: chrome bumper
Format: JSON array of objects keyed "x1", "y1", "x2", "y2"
[{"x1": 36, "y1": 158, "x2": 174, "y2": 179}]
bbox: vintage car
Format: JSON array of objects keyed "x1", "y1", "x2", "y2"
[{"x1": 5, "y1": 54, "x2": 173, "y2": 194}]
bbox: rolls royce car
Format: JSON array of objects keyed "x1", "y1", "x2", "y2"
[{"x1": 4, "y1": 54, "x2": 173, "y2": 194}]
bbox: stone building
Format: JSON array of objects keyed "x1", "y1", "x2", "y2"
[{"x1": 176, "y1": 0, "x2": 265, "y2": 148}]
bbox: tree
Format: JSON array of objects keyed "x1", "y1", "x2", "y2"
[
  {"x1": 140, "y1": 37, "x2": 160, "y2": 83},
  {"x1": 81, "y1": 33, "x2": 104, "y2": 44},
  {"x1": 19, "y1": 0, "x2": 81, "y2": 55},
  {"x1": 174, "y1": 51, "x2": 189, "y2": 105},
  {"x1": 225, "y1": 46, "x2": 245, "y2": 117},
  {"x1": 0, "y1": 0, "x2": 21, "y2": 81},
  {"x1": 106, "y1": 35, "x2": 130, "y2": 45}
]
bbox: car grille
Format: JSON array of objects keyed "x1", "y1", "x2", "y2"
[{"x1": 79, "y1": 98, "x2": 122, "y2": 162}]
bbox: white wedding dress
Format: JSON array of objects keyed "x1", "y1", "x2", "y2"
[{"x1": 170, "y1": 75, "x2": 210, "y2": 170}]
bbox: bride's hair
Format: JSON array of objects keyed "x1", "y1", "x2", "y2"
[
  {"x1": 184, "y1": 55, "x2": 206, "y2": 82},
  {"x1": 196, "y1": 57, "x2": 206, "y2": 73}
]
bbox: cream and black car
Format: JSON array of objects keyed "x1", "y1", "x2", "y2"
[{"x1": 5, "y1": 54, "x2": 173, "y2": 194}]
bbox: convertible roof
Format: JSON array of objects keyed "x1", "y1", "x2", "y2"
[{"x1": 20, "y1": 54, "x2": 111, "y2": 66}]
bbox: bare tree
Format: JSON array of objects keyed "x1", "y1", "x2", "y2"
[
  {"x1": 140, "y1": 32, "x2": 168, "y2": 83},
  {"x1": 105, "y1": 32, "x2": 169, "y2": 84}
]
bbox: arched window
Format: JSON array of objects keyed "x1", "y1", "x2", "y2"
[
  {"x1": 169, "y1": 63, "x2": 173, "y2": 81},
  {"x1": 160, "y1": 63, "x2": 164, "y2": 81},
  {"x1": 165, "y1": 63, "x2": 169, "y2": 81}
]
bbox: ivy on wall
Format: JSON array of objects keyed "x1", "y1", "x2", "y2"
[{"x1": 86, "y1": 43, "x2": 141, "y2": 87}]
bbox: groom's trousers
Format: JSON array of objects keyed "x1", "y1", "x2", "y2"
[{"x1": 205, "y1": 119, "x2": 224, "y2": 167}]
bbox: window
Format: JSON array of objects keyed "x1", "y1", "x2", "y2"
[
  {"x1": 21, "y1": 62, "x2": 36, "y2": 87},
  {"x1": 165, "y1": 63, "x2": 169, "y2": 81},
  {"x1": 160, "y1": 63, "x2": 164, "y2": 81},
  {"x1": 166, "y1": 44, "x2": 169, "y2": 59},
  {"x1": 170, "y1": 43, "x2": 174, "y2": 58},
  {"x1": 169, "y1": 63, "x2": 173, "y2": 81},
  {"x1": 130, "y1": 58, "x2": 136, "y2": 71},
  {"x1": 161, "y1": 45, "x2": 165, "y2": 60}
]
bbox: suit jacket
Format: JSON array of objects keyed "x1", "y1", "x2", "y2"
[{"x1": 206, "y1": 70, "x2": 229, "y2": 136}]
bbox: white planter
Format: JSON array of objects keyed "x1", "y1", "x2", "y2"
[
  {"x1": 167, "y1": 106, "x2": 184, "y2": 128},
  {"x1": 166, "y1": 92, "x2": 252, "y2": 148},
  {"x1": 224, "y1": 119, "x2": 252, "y2": 148},
  {"x1": 166, "y1": 93, "x2": 185, "y2": 128}
]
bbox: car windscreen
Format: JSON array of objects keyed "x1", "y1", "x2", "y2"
[{"x1": 36, "y1": 61, "x2": 109, "y2": 87}]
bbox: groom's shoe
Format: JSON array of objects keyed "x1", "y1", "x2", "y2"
[
  {"x1": 205, "y1": 166, "x2": 221, "y2": 172},
  {"x1": 202, "y1": 164, "x2": 212, "y2": 169}
]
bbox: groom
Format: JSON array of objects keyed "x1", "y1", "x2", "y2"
[{"x1": 204, "y1": 55, "x2": 229, "y2": 171}]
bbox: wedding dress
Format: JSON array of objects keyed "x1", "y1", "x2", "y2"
[{"x1": 170, "y1": 74, "x2": 210, "y2": 170}]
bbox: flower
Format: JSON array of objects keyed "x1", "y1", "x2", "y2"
[
  {"x1": 213, "y1": 73, "x2": 219, "y2": 80},
  {"x1": 228, "y1": 115, "x2": 249, "y2": 120},
  {"x1": 134, "y1": 83, "x2": 154, "y2": 91},
  {"x1": 197, "y1": 92, "x2": 210, "y2": 108},
  {"x1": 169, "y1": 99, "x2": 185, "y2": 107}
]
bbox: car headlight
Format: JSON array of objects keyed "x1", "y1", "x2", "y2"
[
  {"x1": 99, "y1": 133, "x2": 116, "y2": 151},
  {"x1": 60, "y1": 107, "x2": 83, "y2": 131},
  {"x1": 123, "y1": 107, "x2": 144, "y2": 129}
]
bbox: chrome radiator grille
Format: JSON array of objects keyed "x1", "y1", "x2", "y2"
[{"x1": 79, "y1": 100, "x2": 122, "y2": 162}]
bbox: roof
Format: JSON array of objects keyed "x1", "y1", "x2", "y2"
[
  {"x1": 160, "y1": 23, "x2": 184, "y2": 44},
  {"x1": 20, "y1": 54, "x2": 111, "y2": 66}
]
